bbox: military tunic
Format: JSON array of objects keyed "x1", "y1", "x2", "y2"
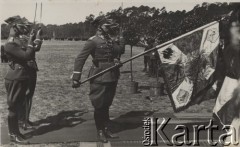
[
  {"x1": 73, "y1": 35, "x2": 124, "y2": 83},
  {"x1": 4, "y1": 37, "x2": 35, "y2": 80},
  {"x1": 5, "y1": 37, "x2": 38, "y2": 123},
  {"x1": 4, "y1": 36, "x2": 35, "y2": 135},
  {"x1": 73, "y1": 34, "x2": 124, "y2": 130}
]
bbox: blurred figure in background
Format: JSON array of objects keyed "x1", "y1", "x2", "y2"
[
  {"x1": 139, "y1": 36, "x2": 150, "y2": 72},
  {"x1": 146, "y1": 38, "x2": 155, "y2": 76},
  {"x1": 213, "y1": 7, "x2": 240, "y2": 144}
]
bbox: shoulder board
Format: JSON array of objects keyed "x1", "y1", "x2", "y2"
[{"x1": 88, "y1": 36, "x2": 96, "y2": 41}]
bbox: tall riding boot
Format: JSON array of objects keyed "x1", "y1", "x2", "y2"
[
  {"x1": 103, "y1": 108, "x2": 118, "y2": 139},
  {"x1": 105, "y1": 108, "x2": 110, "y2": 122},
  {"x1": 21, "y1": 99, "x2": 36, "y2": 130},
  {"x1": 102, "y1": 108, "x2": 110, "y2": 128},
  {"x1": 22, "y1": 118, "x2": 37, "y2": 130},
  {"x1": 94, "y1": 110, "x2": 108, "y2": 143},
  {"x1": 97, "y1": 130, "x2": 108, "y2": 143},
  {"x1": 10, "y1": 116, "x2": 29, "y2": 144},
  {"x1": 7, "y1": 116, "x2": 13, "y2": 136},
  {"x1": 104, "y1": 127, "x2": 119, "y2": 139}
]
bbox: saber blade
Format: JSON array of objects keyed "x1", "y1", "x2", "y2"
[
  {"x1": 34, "y1": 3, "x2": 37, "y2": 24},
  {"x1": 40, "y1": 2, "x2": 42, "y2": 23}
]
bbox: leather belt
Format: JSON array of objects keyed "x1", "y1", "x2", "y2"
[
  {"x1": 9, "y1": 61, "x2": 27, "y2": 70},
  {"x1": 94, "y1": 58, "x2": 114, "y2": 63},
  {"x1": 92, "y1": 58, "x2": 114, "y2": 67}
]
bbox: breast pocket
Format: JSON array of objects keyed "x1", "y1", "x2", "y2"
[{"x1": 96, "y1": 43, "x2": 112, "y2": 55}]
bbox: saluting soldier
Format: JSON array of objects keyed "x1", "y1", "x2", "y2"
[
  {"x1": 71, "y1": 16, "x2": 125, "y2": 143},
  {"x1": 4, "y1": 16, "x2": 42, "y2": 144},
  {"x1": 19, "y1": 24, "x2": 42, "y2": 130}
]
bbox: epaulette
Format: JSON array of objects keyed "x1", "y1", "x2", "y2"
[{"x1": 88, "y1": 36, "x2": 96, "y2": 41}]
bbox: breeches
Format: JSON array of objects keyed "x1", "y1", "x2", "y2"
[
  {"x1": 89, "y1": 82, "x2": 118, "y2": 109},
  {"x1": 90, "y1": 82, "x2": 118, "y2": 130},
  {"x1": 5, "y1": 80, "x2": 28, "y2": 117}
]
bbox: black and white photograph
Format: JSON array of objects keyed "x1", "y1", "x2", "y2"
[{"x1": 0, "y1": 0, "x2": 240, "y2": 146}]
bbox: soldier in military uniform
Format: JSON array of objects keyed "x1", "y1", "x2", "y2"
[
  {"x1": 4, "y1": 16, "x2": 42, "y2": 144},
  {"x1": 19, "y1": 24, "x2": 42, "y2": 130},
  {"x1": 71, "y1": 16, "x2": 124, "y2": 143},
  {"x1": 138, "y1": 37, "x2": 150, "y2": 72},
  {"x1": 147, "y1": 39, "x2": 156, "y2": 77}
]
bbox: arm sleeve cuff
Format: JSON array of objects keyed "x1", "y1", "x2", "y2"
[
  {"x1": 34, "y1": 39, "x2": 43, "y2": 44},
  {"x1": 28, "y1": 44, "x2": 34, "y2": 48},
  {"x1": 71, "y1": 72, "x2": 81, "y2": 81}
]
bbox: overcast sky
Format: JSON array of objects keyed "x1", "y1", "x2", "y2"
[{"x1": 0, "y1": 0, "x2": 237, "y2": 25}]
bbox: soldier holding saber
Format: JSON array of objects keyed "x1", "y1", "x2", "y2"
[
  {"x1": 4, "y1": 16, "x2": 42, "y2": 144},
  {"x1": 71, "y1": 16, "x2": 125, "y2": 143},
  {"x1": 19, "y1": 2, "x2": 43, "y2": 130}
]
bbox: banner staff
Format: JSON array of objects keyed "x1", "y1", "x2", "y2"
[{"x1": 79, "y1": 12, "x2": 232, "y2": 85}]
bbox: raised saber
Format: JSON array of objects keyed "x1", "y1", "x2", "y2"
[
  {"x1": 40, "y1": 2, "x2": 42, "y2": 23},
  {"x1": 33, "y1": 3, "x2": 37, "y2": 24}
]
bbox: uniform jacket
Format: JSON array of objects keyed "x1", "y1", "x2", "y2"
[
  {"x1": 72, "y1": 35, "x2": 125, "y2": 83},
  {"x1": 4, "y1": 37, "x2": 37, "y2": 80}
]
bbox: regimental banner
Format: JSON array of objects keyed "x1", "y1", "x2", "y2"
[{"x1": 157, "y1": 22, "x2": 220, "y2": 111}]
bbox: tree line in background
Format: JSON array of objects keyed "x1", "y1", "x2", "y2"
[{"x1": 1, "y1": 2, "x2": 237, "y2": 45}]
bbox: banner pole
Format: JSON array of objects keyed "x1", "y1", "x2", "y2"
[{"x1": 80, "y1": 20, "x2": 222, "y2": 84}]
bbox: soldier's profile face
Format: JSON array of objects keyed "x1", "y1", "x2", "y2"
[
  {"x1": 101, "y1": 24, "x2": 118, "y2": 36},
  {"x1": 16, "y1": 24, "x2": 31, "y2": 35}
]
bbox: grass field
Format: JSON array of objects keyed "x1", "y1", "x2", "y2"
[
  {"x1": 0, "y1": 40, "x2": 216, "y2": 123},
  {"x1": 0, "y1": 40, "x2": 216, "y2": 146}
]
